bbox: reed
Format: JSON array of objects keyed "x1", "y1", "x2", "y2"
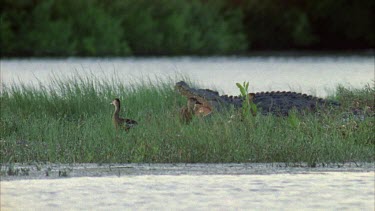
[{"x1": 1, "y1": 75, "x2": 374, "y2": 164}]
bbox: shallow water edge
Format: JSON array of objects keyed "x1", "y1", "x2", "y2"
[{"x1": 1, "y1": 162, "x2": 374, "y2": 181}]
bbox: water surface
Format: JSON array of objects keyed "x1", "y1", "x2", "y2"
[
  {"x1": 1, "y1": 56, "x2": 373, "y2": 97},
  {"x1": 1, "y1": 163, "x2": 374, "y2": 210}
]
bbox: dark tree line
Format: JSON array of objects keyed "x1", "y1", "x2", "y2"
[{"x1": 1, "y1": 0, "x2": 374, "y2": 57}]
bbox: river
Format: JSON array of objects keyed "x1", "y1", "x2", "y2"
[
  {"x1": 1, "y1": 55, "x2": 374, "y2": 97},
  {"x1": 1, "y1": 163, "x2": 374, "y2": 210}
]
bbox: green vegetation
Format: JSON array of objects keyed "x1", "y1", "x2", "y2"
[
  {"x1": 1, "y1": 0, "x2": 374, "y2": 57},
  {"x1": 0, "y1": 0, "x2": 246, "y2": 56},
  {"x1": 236, "y1": 81, "x2": 257, "y2": 119},
  {"x1": 1, "y1": 75, "x2": 374, "y2": 164}
]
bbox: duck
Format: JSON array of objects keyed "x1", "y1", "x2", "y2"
[{"x1": 110, "y1": 98, "x2": 137, "y2": 131}]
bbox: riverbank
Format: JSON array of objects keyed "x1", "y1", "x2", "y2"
[
  {"x1": 1, "y1": 162, "x2": 374, "y2": 181},
  {"x1": 1, "y1": 75, "x2": 374, "y2": 164}
]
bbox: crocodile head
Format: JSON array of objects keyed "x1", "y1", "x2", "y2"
[{"x1": 175, "y1": 81, "x2": 224, "y2": 117}]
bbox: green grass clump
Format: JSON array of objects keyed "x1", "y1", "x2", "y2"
[{"x1": 0, "y1": 76, "x2": 374, "y2": 164}]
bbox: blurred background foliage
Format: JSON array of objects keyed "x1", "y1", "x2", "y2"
[{"x1": 1, "y1": 0, "x2": 374, "y2": 57}]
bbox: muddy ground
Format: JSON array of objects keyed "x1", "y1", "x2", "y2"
[{"x1": 1, "y1": 162, "x2": 374, "y2": 181}]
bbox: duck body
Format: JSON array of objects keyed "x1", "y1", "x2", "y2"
[{"x1": 111, "y1": 98, "x2": 138, "y2": 131}]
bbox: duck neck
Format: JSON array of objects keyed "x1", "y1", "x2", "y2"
[{"x1": 113, "y1": 105, "x2": 121, "y2": 119}]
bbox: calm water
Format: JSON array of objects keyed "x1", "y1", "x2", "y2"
[
  {"x1": 1, "y1": 163, "x2": 374, "y2": 210},
  {"x1": 1, "y1": 55, "x2": 374, "y2": 97}
]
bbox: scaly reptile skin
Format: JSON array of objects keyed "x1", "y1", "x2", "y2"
[{"x1": 175, "y1": 81, "x2": 340, "y2": 116}]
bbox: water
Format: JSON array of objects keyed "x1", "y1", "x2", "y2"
[
  {"x1": 1, "y1": 55, "x2": 374, "y2": 97},
  {"x1": 1, "y1": 163, "x2": 374, "y2": 210}
]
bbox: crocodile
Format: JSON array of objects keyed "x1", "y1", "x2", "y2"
[{"x1": 176, "y1": 81, "x2": 340, "y2": 119}]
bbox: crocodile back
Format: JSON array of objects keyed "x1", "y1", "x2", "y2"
[{"x1": 253, "y1": 91, "x2": 340, "y2": 116}]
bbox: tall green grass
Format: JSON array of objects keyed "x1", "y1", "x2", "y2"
[{"x1": 1, "y1": 75, "x2": 374, "y2": 164}]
